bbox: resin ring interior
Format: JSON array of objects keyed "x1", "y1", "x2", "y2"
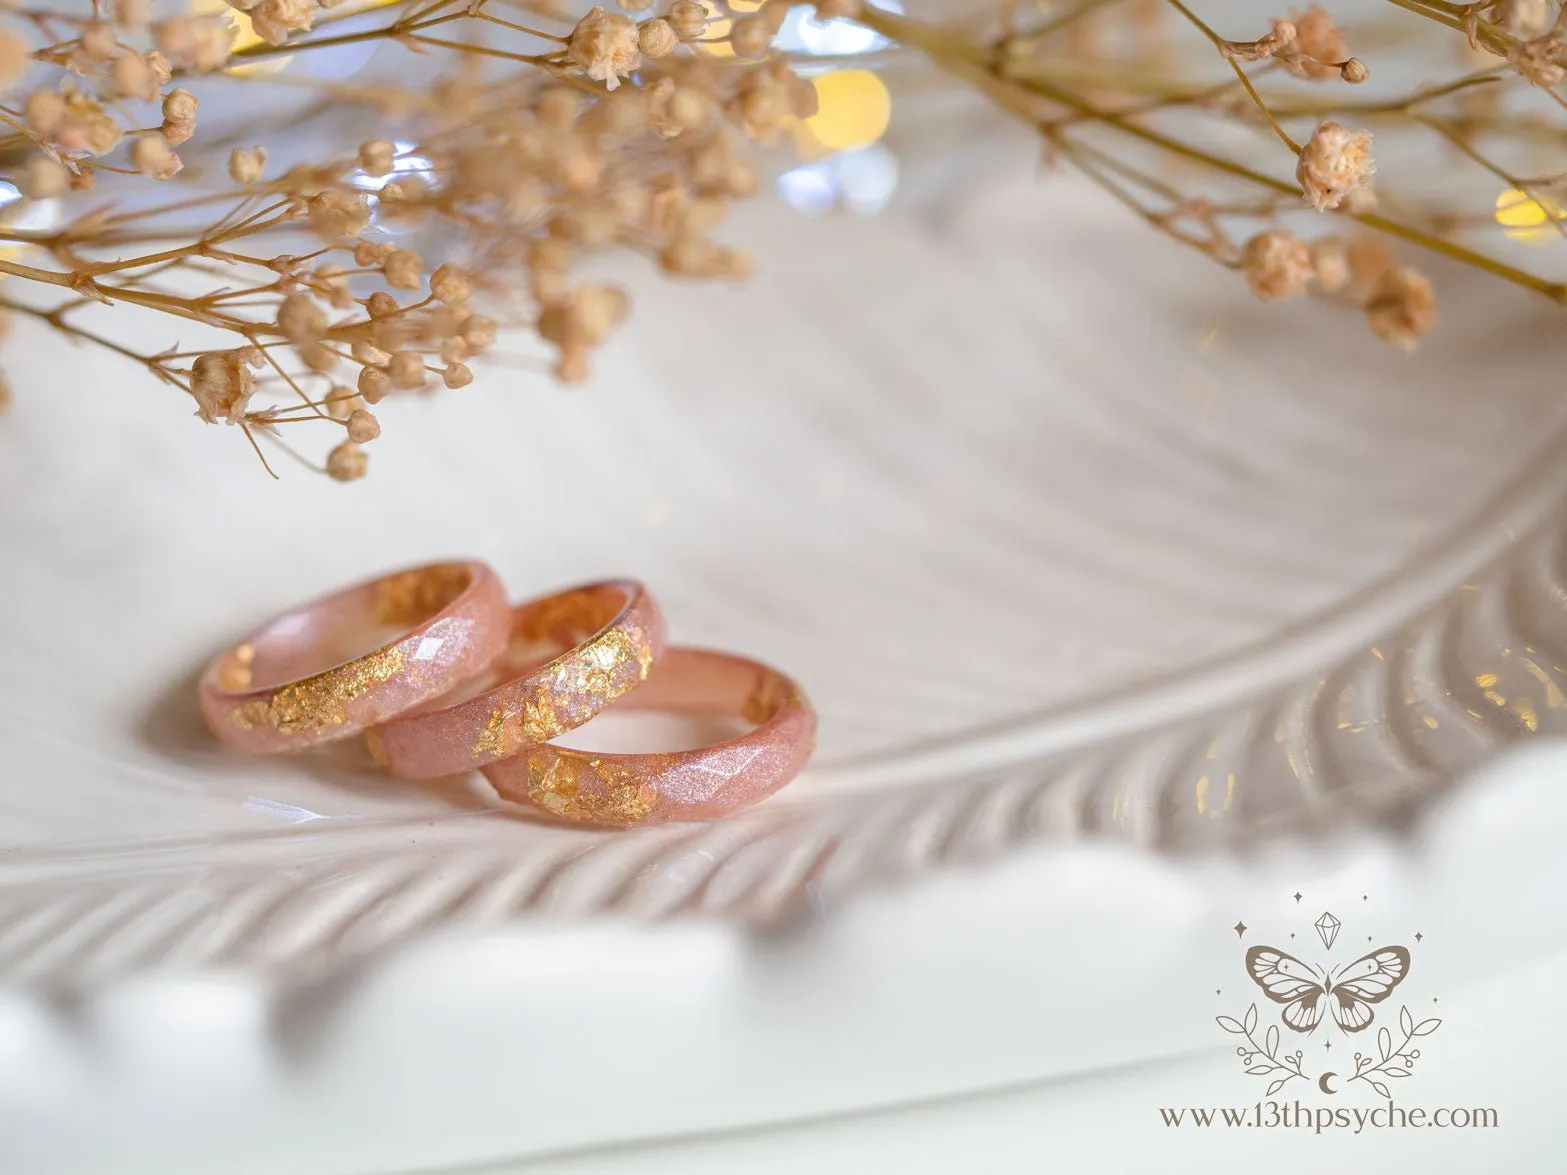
[
  {"x1": 200, "y1": 560, "x2": 510, "y2": 753},
  {"x1": 482, "y1": 647, "x2": 816, "y2": 827},
  {"x1": 366, "y1": 579, "x2": 666, "y2": 778}
]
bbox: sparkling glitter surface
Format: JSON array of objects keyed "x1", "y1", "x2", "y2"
[
  {"x1": 483, "y1": 647, "x2": 816, "y2": 827},
  {"x1": 199, "y1": 561, "x2": 510, "y2": 753},
  {"x1": 368, "y1": 580, "x2": 667, "y2": 779}
]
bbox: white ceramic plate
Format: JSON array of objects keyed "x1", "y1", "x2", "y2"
[{"x1": 2, "y1": 127, "x2": 1565, "y2": 987}]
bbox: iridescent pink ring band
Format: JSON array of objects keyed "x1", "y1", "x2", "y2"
[
  {"x1": 482, "y1": 646, "x2": 816, "y2": 828},
  {"x1": 199, "y1": 560, "x2": 510, "y2": 753},
  {"x1": 367, "y1": 579, "x2": 667, "y2": 779}
]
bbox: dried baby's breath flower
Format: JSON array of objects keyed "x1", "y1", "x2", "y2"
[
  {"x1": 358, "y1": 139, "x2": 395, "y2": 177},
  {"x1": 0, "y1": 31, "x2": 29, "y2": 89},
  {"x1": 442, "y1": 362, "x2": 474, "y2": 388},
  {"x1": 1296, "y1": 120, "x2": 1374, "y2": 212},
  {"x1": 429, "y1": 264, "x2": 472, "y2": 305},
  {"x1": 278, "y1": 292, "x2": 328, "y2": 341},
  {"x1": 18, "y1": 155, "x2": 70, "y2": 199},
  {"x1": 382, "y1": 249, "x2": 423, "y2": 290},
  {"x1": 568, "y1": 7, "x2": 641, "y2": 90},
  {"x1": 1242, "y1": 229, "x2": 1312, "y2": 301},
  {"x1": 1345, "y1": 232, "x2": 1395, "y2": 297},
  {"x1": 251, "y1": 0, "x2": 317, "y2": 47},
  {"x1": 731, "y1": 17, "x2": 773, "y2": 57},
  {"x1": 1339, "y1": 57, "x2": 1368, "y2": 83},
  {"x1": 130, "y1": 134, "x2": 183, "y2": 180},
  {"x1": 115, "y1": 0, "x2": 152, "y2": 28},
  {"x1": 326, "y1": 440, "x2": 368, "y2": 481},
  {"x1": 815, "y1": 0, "x2": 860, "y2": 18},
  {"x1": 191, "y1": 350, "x2": 256, "y2": 423},
  {"x1": 1308, "y1": 236, "x2": 1350, "y2": 293},
  {"x1": 1365, "y1": 267, "x2": 1435, "y2": 349},
  {"x1": 110, "y1": 53, "x2": 158, "y2": 101},
  {"x1": 1280, "y1": 6, "x2": 1347, "y2": 80},
  {"x1": 388, "y1": 350, "x2": 427, "y2": 389},
  {"x1": 346, "y1": 409, "x2": 381, "y2": 443},
  {"x1": 1498, "y1": 0, "x2": 1552, "y2": 37}
]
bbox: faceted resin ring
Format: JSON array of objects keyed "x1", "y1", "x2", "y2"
[
  {"x1": 482, "y1": 647, "x2": 816, "y2": 827},
  {"x1": 366, "y1": 579, "x2": 667, "y2": 779},
  {"x1": 200, "y1": 560, "x2": 510, "y2": 753}
]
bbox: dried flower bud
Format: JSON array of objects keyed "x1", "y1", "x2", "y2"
[
  {"x1": 307, "y1": 190, "x2": 370, "y2": 240},
  {"x1": 227, "y1": 146, "x2": 266, "y2": 185},
  {"x1": 461, "y1": 315, "x2": 497, "y2": 350},
  {"x1": 1241, "y1": 229, "x2": 1312, "y2": 302},
  {"x1": 326, "y1": 440, "x2": 368, "y2": 481},
  {"x1": 439, "y1": 337, "x2": 470, "y2": 364},
  {"x1": 278, "y1": 292, "x2": 328, "y2": 341},
  {"x1": 1308, "y1": 236, "x2": 1349, "y2": 293},
  {"x1": 1280, "y1": 6, "x2": 1347, "y2": 81},
  {"x1": 568, "y1": 6, "x2": 641, "y2": 90},
  {"x1": 160, "y1": 88, "x2": 198, "y2": 145},
  {"x1": 315, "y1": 263, "x2": 353, "y2": 310},
  {"x1": 667, "y1": 86, "x2": 711, "y2": 132},
  {"x1": 131, "y1": 134, "x2": 183, "y2": 180},
  {"x1": 388, "y1": 350, "x2": 426, "y2": 389},
  {"x1": 358, "y1": 139, "x2": 395, "y2": 178},
  {"x1": 325, "y1": 389, "x2": 364, "y2": 420},
  {"x1": 382, "y1": 249, "x2": 423, "y2": 290},
  {"x1": 80, "y1": 22, "x2": 117, "y2": 63},
  {"x1": 110, "y1": 53, "x2": 157, "y2": 100},
  {"x1": 0, "y1": 31, "x2": 29, "y2": 90},
  {"x1": 1296, "y1": 120, "x2": 1374, "y2": 212},
  {"x1": 366, "y1": 291, "x2": 399, "y2": 318},
  {"x1": 146, "y1": 50, "x2": 172, "y2": 84},
  {"x1": 115, "y1": 0, "x2": 153, "y2": 28},
  {"x1": 25, "y1": 90, "x2": 66, "y2": 137},
  {"x1": 18, "y1": 155, "x2": 69, "y2": 199},
  {"x1": 1497, "y1": 0, "x2": 1551, "y2": 36},
  {"x1": 358, "y1": 366, "x2": 391, "y2": 403},
  {"x1": 730, "y1": 16, "x2": 772, "y2": 57},
  {"x1": 352, "y1": 342, "x2": 391, "y2": 367},
  {"x1": 354, "y1": 242, "x2": 390, "y2": 267},
  {"x1": 190, "y1": 350, "x2": 255, "y2": 423},
  {"x1": 442, "y1": 362, "x2": 474, "y2": 389},
  {"x1": 251, "y1": 0, "x2": 317, "y2": 47},
  {"x1": 638, "y1": 17, "x2": 678, "y2": 57},
  {"x1": 1345, "y1": 233, "x2": 1394, "y2": 296},
  {"x1": 536, "y1": 87, "x2": 581, "y2": 128},
  {"x1": 346, "y1": 408, "x2": 381, "y2": 442},
  {"x1": 1365, "y1": 267, "x2": 1435, "y2": 350},
  {"x1": 665, "y1": 0, "x2": 707, "y2": 39},
  {"x1": 429, "y1": 264, "x2": 472, "y2": 305},
  {"x1": 1339, "y1": 57, "x2": 1368, "y2": 83},
  {"x1": 299, "y1": 343, "x2": 338, "y2": 373}
]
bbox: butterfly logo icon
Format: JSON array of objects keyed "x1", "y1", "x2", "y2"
[{"x1": 1244, "y1": 944, "x2": 1410, "y2": 1033}]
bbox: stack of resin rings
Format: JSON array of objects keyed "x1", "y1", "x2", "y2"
[{"x1": 199, "y1": 561, "x2": 815, "y2": 827}]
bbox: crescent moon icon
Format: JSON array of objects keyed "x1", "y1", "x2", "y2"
[{"x1": 1318, "y1": 1071, "x2": 1339, "y2": 1095}]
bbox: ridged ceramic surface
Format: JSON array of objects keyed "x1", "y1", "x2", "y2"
[{"x1": 2, "y1": 155, "x2": 1564, "y2": 982}]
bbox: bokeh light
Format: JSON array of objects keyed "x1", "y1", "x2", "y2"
[
  {"x1": 777, "y1": 144, "x2": 898, "y2": 216},
  {"x1": 1495, "y1": 187, "x2": 1565, "y2": 246},
  {"x1": 800, "y1": 69, "x2": 891, "y2": 153}
]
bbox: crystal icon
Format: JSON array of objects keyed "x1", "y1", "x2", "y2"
[{"x1": 1315, "y1": 910, "x2": 1341, "y2": 951}]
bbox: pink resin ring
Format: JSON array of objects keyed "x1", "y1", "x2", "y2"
[
  {"x1": 200, "y1": 560, "x2": 510, "y2": 753},
  {"x1": 482, "y1": 647, "x2": 816, "y2": 827},
  {"x1": 366, "y1": 580, "x2": 667, "y2": 779}
]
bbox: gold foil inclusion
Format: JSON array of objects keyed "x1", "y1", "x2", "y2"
[
  {"x1": 373, "y1": 565, "x2": 470, "y2": 627},
  {"x1": 526, "y1": 752, "x2": 658, "y2": 825},
  {"x1": 742, "y1": 670, "x2": 794, "y2": 726},
  {"x1": 469, "y1": 622, "x2": 656, "y2": 760},
  {"x1": 230, "y1": 644, "x2": 407, "y2": 734}
]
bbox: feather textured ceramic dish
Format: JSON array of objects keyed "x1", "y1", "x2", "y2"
[{"x1": 1, "y1": 149, "x2": 1564, "y2": 984}]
